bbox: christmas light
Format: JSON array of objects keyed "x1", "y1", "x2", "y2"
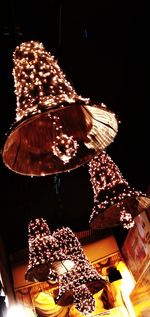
[
  {"x1": 88, "y1": 151, "x2": 150, "y2": 230},
  {"x1": 49, "y1": 114, "x2": 79, "y2": 164},
  {"x1": 2, "y1": 41, "x2": 118, "y2": 176},
  {"x1": 25, "y1": 221, "x2": 106, "y2": 314},
  {"x1": 12, "y1": 41, "x2": 80, "y2": 121},
  {"x1": 25, "y1": 218, "x2": 65, "y2": 282},
  {"x1": 73, "y1": 284, "x2": 95, "y2": 315},
  {"x1": 119, "y1": 204, "x2": 135, "y2": 229},
  {"x1": 53, "y1": 227, "x2": 106, "y2": 314}
]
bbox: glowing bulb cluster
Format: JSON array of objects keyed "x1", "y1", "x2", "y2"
[
  {"x1": 88, "y1": 151, "x2": 143, "y2": 229},
  {"x1": 73, "y1": 285, "x2": 95, "y2": 315},
  {"x1": 52, "y1": 227, "x2": 85, "y2": 258},
  {"x1": 119, "y1": 204, "x2": 135, "y2": 229},
  {"x1": 26, "y1": 218, "x2": 66, "y2": 282},
  {"x1": 48, "y1": 114, "x2": 79, "y2": 164},
  {"x1": 26, "y1": 220, "x2": 106, "y2": 314},
  {"x1": 53, "y1": 227, "x2": 106, "y2": 313},
  {"x1": 13, "y1": 41, "x2": 89, "y2": 121},
  {"x1": 88, "y1": 151, "x2": 127, "y2": 197}
]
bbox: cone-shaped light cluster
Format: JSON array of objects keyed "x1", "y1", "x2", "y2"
[
  {"x1": 88, "y1": 151, "x2": 150, "y2": 229},
  {"x1": 52, "y1": 227, "x2": 106, "y2": 314},
  {"x1": 2, "y1": 41, "x2": 118, "y2": 176},
  {"x1": 52, "y1": 227, "x2": 85, "y2": 259},
  {"x1": 25, "y1": 218, "x2": 66, "y2": 282},
  {"x1": 25, "y1": 219, "x2": 106, "y2": 314}
]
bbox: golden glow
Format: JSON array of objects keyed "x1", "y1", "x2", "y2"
[
  {"x1": 116, "y1": 261, "x2": 136, "y2": 317},
  {"x1": 117, "y1": 261, "x2": 135, "y2": 295},
  {"x1": 33, "y1": 291, "x2": 66, "y2": 313},
  {"x1": 6, "y1": 304, "x2": 33, "y2": 317},
  {"x1": 130, "y1": 264, "x2": 150, "y2": 317}
]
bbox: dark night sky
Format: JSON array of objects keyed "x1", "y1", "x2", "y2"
[{"x1": 0, "y1": 0, "x2": 149, "y2": 255}]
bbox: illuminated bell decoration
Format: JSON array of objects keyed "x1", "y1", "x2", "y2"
[
  {"x1": 25, "y1": 222, "x2": 106, "y2": 314},
  {"x1": 54, "y1": 228, "x2": 106, "y2": 314},
  {"x1": 89, "y1": 151, "x2": 150, "y2": 230},
  {"x1": 55, "y1": 259, "x2": 106, "y2": 313},
  {"x1": 25, "y1": 218, "x2": 70, "y2": 283},
  {"x1": 2, "y1": 40, "x2": 118, "y2": 176}
]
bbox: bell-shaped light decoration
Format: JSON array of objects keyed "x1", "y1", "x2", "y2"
[
  {"x1": 50, "y1": 227, "x2": 83, "y2": 275},
  {"x1": 25, "y1": 218, "x2": 64, "y2": 283},
  {"x1": 54, "y1": 227, "x2": 106, "y2": 313},
  {"x1": 88, "y1": 151, "x2": 150, "y2": 229},
  {"x1": 25, "y1": 219, "x2": 76, "y2": 283},
  {"x1": 2, "y1": 41, "x2": 118, "y2": 176}
]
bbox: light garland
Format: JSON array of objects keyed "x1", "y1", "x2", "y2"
[
  {"x1": 52, "y1": 227, "x2": 85, "y2": 258},
  {"x1": 73, "y1": 285, "x2": 95, "y2": 315},
  {"x1": 25, "y1": 221, "x2": 106, "y2": 314},
  {"x1": 88, "y1": 151, "x2": 149, "y2": 230},
  {"x1": 25, "y1": 218, "x2": 66, "y2": 282},
  {"x1": 53, "y1": 227, "x2": 106, "y2": 314},
  {"x1": 2, "y1": 40, "x2": 118, "y2": 176},
  {"x1": 13, "y1": 41, "x2": 87, "y2": 121},
  {"x1": 119, "y1": 203, "x2": 135, "y2": 229},
  {"x1": 88, "y1": 151, "x2": 127, "y2": 198},
  {"x1": 48, "y1": 114, "x2": 79, "y2": 164}
]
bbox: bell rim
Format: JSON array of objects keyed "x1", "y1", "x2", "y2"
[
  {"x1": 2, "y1": 102, "x2": 118, "y2": 176},
  {"x1": 55, "y1": 278, "x2": 107, "y2": 306},
  {"x1": 90, "y1": 195, "x2": 150, "y2": 230}
]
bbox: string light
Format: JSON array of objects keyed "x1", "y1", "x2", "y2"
[
  {"x1": 88, "y1": 151, "x2": 150, "y2": 230},
  {"x1": 13, "y1": 41, "x2": 85, "y2": 121},
  {"x1": 25, "y1": 221, "x2": 106, "y2": 314},
  {"x1": 73, "y1": 285, "x2": 95, "y2": 315},
  {"x1": 53, "y1": 227, "x2": 106, "y2": 314},
  {"x1": 52, "y1": 227, "x2": 86, "y2": 258},
  {"x1": 119, "y1": 204, "x2": 135, "y2": 229},
  {"x1": 48, "y1": 114, "x2": 79, "y2": 164},
  {"x1": 2, "y1": 40, "x2": 118, "y2": 176},
  {"x1": 25, "y1": 218, "x2": 65, "y2": 282}
]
